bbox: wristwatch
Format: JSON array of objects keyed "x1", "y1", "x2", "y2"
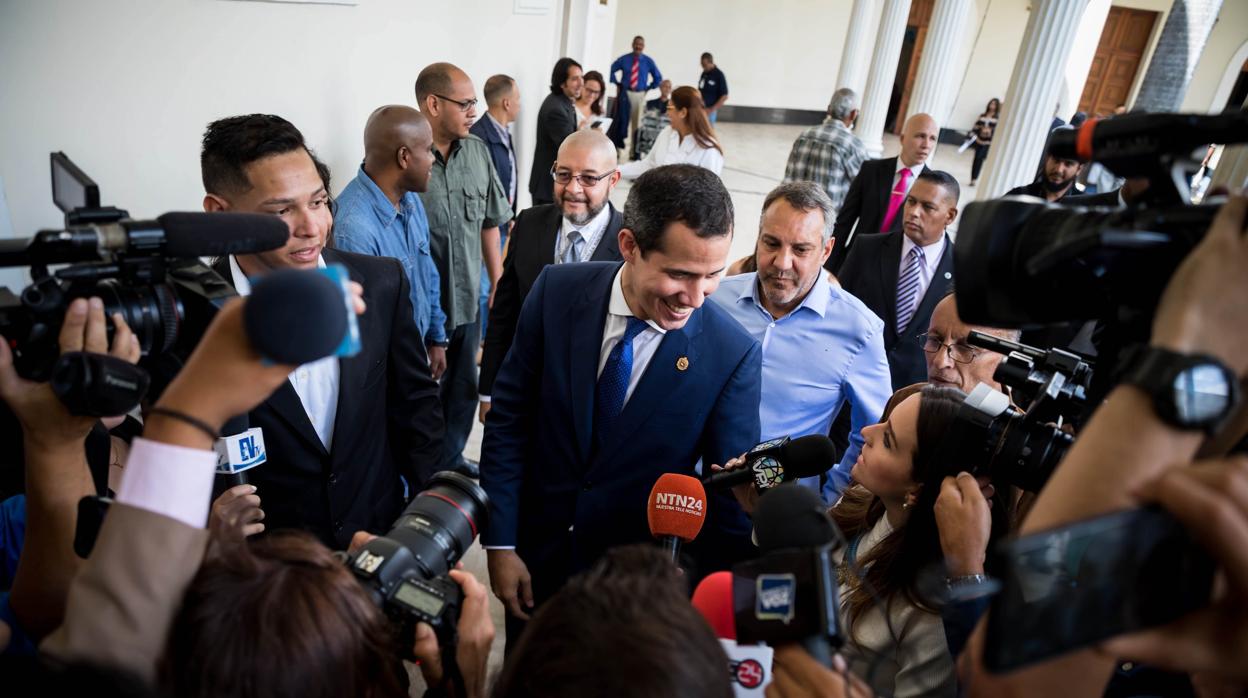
[{"x1": 1119, "y1": 345, "x2": 1240, "y2": 433}]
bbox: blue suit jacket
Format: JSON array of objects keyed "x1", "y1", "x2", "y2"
[
  {"x1": 480, "y1": 262, "x2": 761, "y2": 596},
  {"x1": 469, "y1": 116, "x2": 516, "y2": 216}
]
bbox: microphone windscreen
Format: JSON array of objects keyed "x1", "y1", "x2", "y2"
[
  {"x1": 777, "y1": 435, "x2": 838, "y2": 480},
  {"x1": 157, "y1": 212, "x2": 289, "y2": 258},
  {"x1": 647, "y1": 473, "x2": 707, "y2": 543},
  {"x1": 244, "y1": 268, "x2": 347, "y2": 365},
  {"x1": 753, "y1": 483, "x2": 839, "y2": 553},
  {"x1": 692, "y1": 571, "x2": 736, "y2": 640}
]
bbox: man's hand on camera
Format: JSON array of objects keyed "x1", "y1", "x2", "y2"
[
  {"x1": 0, "y1": 297, "x2": 139, "y2": 450},
  {"x1": 934, "y1": 472, "x2": 994, "y2": 576},
  {"x1": 1152, "y1": 194, "x2": 1248, "y2": 374},
  {"x1": 708, "y1": 452, "x2": 756, "y2": 514},
  {"x1": 1097, "y1": 457, "x2": 1248, "y2": 681},
  {"x1": 486, "y1": 549, "x2": 533, "y2": 620},
  {"x1": 411, "y1": 567, "x2": 495, "y2": 698},
  {"x1": 767, "y1": 646, "x2": 874, "y2": 698}
]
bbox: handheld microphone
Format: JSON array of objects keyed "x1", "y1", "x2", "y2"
[
  {"x1": 702, "y1": 435, "x2": 837, "y2": 492},
  {"x1": 692, "y1": 572, "x2": 774, "y2": 696},
  {"x1": 647, "y1": 473, "x2": 707, "y2": 563},
  {"x1": 214, "y1": 413, "x2": 266, "y2": 488},
  {"x1": 244, "y1": 268, "x2": 350, "y2": 365},
  {"x1": 736, "y1": 483, "x2": 843, "y2": 668}
]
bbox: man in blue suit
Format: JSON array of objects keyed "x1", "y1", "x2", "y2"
[{"x1": 480, "y1": 164, "x2": 761, "y2": 647}]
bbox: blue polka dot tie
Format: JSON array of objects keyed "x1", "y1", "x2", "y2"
[{"x1": 595, "y1": 317, "x2": 648, "y2": 443}]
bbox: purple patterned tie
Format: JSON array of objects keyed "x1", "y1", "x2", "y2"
[{"x1": 896, "y1": 246, "x2": 924, "y2": 333}]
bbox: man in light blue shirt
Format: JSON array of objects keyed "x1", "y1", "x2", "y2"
[
  {"x1": 710, "y1": 182, "x2": 892, "y2": 501},
  {"x1": 334, "y1": 105, "x2": 449, "y2": 377}
]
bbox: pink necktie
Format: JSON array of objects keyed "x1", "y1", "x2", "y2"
[
  {"x1": 630, "y1": 57, "x2": 640, "y2": 90},
  {"x1": 881, "y1": 167, "x2": 912, "y2": 232}
]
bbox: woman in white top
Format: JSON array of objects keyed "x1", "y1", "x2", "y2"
[
  {"x1": 620, "y1": 85, "x2": 724, "y2": 178},
  {"x1": 576, "y1": 70, "x2": 606, "y2": 128},
  {"x1": 827, "y1": 384, "x2": 1011, "y2": 698}
]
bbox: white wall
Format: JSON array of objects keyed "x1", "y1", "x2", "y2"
[
  {"x1": 564, "y1": 0, "x2": 620, "y2": 81},
  {"x1": 947, "y1": 0, "x2": 1029, "y2": 132},
  {"x1": 0, "y1": 0, "x2": 566, "y2": 257},
  {"x1": 612, "y1": 0, "x2": 853, "y2": 112},
  {"x1": 1182, "y1": 0, "x2": 1248, "y2": 112}
]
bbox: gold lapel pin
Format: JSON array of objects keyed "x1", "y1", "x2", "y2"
[{"x1": 676, "y1": 356, "x2": 690, "y2": 371}]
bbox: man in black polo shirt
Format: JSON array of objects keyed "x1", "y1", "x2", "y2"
[{"x1": 698, "y1": 53, "x2": 729, "y2": 124}]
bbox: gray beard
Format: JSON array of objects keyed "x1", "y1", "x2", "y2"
[{"x1": 562, "y1": 199, "x2": 607, "y2": 226}]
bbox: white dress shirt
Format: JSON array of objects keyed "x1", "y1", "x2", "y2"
[
  {"x1": 229, "y1": 255, "x2": 341, "y2": 451},
  {"x1": 599, "y1": 265, "x2": 666, "y2": 405},
  {"x1": 898, "y1": 233, "x2": 947, "y2": 309},
  {"x1": 892, "y1": 160, "x2": 926, "y2": 196},
  {"x1": 620, "y1": 126, "x2": 725, "y2": 178},
  {"x1": 555, "y1": 202, "x2": 613, "y2": 263},
  {"x1": 116, "y1": 437, "x2": 218, "y2": 528}
]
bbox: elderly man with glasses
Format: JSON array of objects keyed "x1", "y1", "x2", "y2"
[
  {"x1": 478, "y1": 130, "x2": 624, "y2": 424},
  {"x1": 414, "y1": 62, "x2": 513, "y2": 479},
  {"x1": 922, "y1": 293, "x2": 1020, "y2": 395}
]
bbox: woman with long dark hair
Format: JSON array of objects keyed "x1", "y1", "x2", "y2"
[
  {"x1": 831, "y1": 385, "x2": 1011, "y2": 697},
  {"x1": 968, "y1": 97, "x2": 1000, "y2": 186},
  {"x1": 620, "y1": 85, "x2": 723, "y2": 177},
  {"x1": 576, "y1": 70, "x2": 606, "y2": 126}
]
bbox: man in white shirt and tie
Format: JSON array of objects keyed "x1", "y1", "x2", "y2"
[{"x1": 478, "y1": 131, "x2": 625, "y2": 421}]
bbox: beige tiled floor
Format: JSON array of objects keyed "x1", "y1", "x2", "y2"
[{"x1": 438, "y1": 122, "x2": 977, "y2": 695}]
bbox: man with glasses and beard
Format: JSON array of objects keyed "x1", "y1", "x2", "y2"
[
  {"x1": 415, "y1": 62, "x2": 512, "y2": 479},
  {"x1": 709, "y1": 182, "x2": 893, "y2": 502},
  {"x1": 478, "y1": 131, "x2": 624, "y2": 424}
]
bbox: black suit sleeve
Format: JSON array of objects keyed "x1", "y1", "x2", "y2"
[
  {"x1": 542, "y1": 101, "x2": 577, "y2": 148},
  {"x1": 384, "y1": 260, "x2": 445, "y2": 490},
  {"x1": 827, "y1": 164, "x2": 869, "y2": 274},
  {"x1": 479, "y1": 212, "x2": 527, "y2": 397}
]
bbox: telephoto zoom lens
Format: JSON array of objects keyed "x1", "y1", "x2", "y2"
[{"x1": 385, "y1": 472, "x2": 490, "y2": 580}]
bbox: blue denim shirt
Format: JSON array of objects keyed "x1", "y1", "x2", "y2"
[{"x1": 334, "y1": 166, "x2": 448, "y2": 344}]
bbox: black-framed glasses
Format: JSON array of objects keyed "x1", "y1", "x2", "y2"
[
  {"x1": 550, "y1": 167, "x2": 618, "y2": 187},
  {"x1": 434, "y1": 94, "x2": 478, "y2": 113},
  {"x1": 918, "y1": 333, "x2": 979, "y2": 364}
]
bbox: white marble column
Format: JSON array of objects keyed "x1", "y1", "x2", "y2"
[
  {"x1": 976, "y1": 0, "x2": 1090, "y2": 200},
  {"x1": 836, "y1": 0, "x2": 884, "y2": 98},
  {"x1": 906, "y1": 0, "x2": 972, "y2": 128},
  {"x1": 1210, "y1": 144, "x2": 1248, "y2": 194},
  {"x1": 856, "y1": 0, "x2": 914, "y2": 157}
]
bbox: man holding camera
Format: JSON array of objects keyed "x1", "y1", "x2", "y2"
[{"x1": 200, "y1": 114, "x2": 444, "y2": 549}]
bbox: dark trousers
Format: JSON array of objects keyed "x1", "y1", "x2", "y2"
[
  {"x1": 438, "y1": 321, "x2": 480, "y2": 470},
  {"x1": 971, "y1": 142, "x2": 990, "y2": 181}
]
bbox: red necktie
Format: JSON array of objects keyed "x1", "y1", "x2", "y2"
[
  {"x1": 630, "y1": 57, "x2": 640, "y2": 90},
  {"x1": 881, "y1": 167, "x2": 912, "y2": 232}
]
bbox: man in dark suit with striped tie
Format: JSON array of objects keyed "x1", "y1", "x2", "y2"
[{"x1": 838, "y1": 170, "x2": 958, "y2": 390}]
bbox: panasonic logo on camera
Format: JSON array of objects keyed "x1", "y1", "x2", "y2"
[{"x1": 653, "y1": 492, "x2": 705, "y2": 516}]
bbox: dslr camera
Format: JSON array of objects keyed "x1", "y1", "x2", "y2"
[
  {"x1": 345, "y1": 472, "x2": 490, "y2": 656},
  {"x1": 0, "y1": 153, "x2": 288, "y2": 412}
]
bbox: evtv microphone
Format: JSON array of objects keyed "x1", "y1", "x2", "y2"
[
  {"x1": 214, "y1": 413, "x2": 266, "y2": 488},
  {"x1": 647, "y1": 473, "x2": 707, "y2": 563},
  {"x1": 702, "y1": 435, "x2": 837, "y2": 492},
  {"x1": 692, "y1": 572, "x2": 774, "y2": 696},
  {"x1": 244, "y1": 268, "x2": 350, "y2": 365}
]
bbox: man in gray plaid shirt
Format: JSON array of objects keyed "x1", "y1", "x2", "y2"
[{"x1": 782, "y1": 88, "x2": 867, "y2": 213}]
